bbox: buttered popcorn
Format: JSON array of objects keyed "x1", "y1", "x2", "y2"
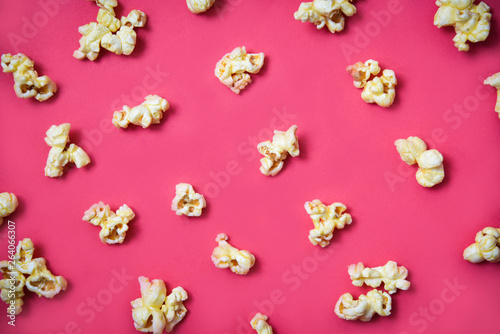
[
  {"x1": 434, "y1": 0, "x2": 491, "y2": 51},
  {"x1": 214, "y1": 46, "x2": 265, "y2": 94},
  {"x1": 1, "y1": 53, "x2": 57, "y2": 101},
  {"x1": 211, "y1": 233, "x2": 255, "y2": 275},
  {"x1": 113, "y1": 95, "x2": 170, "y2": 129},
  {"x1": 0, "y1": 262, "x2": 25, "y2": 315},
  {"x1": 463, "y1": 227, "x2": 500, "y2": 263},
  {"x1": 187, "y1": 0, "x2": 215, "y2": 13},
  {"x1": 395, "y1": 136, "x2": 444, "y2": 187},
  {"x1": 484, "y1": 72, "x2": 500, "y2": 118},
  {"x1": 335, "y1": 289, "x2": 392, "y2": 321},
  {"x1": 251, "y1": 313, "x2": 274, "y2": 334},
  {"x1": 257, "y1": 125, "x2": 300, "y2": 176},
  {"x1": 0, "y1": 192, "x2": 18, "y2": 226},
  {"x1": 305, "y1": 200, "x2": 352, "y2": 247},
  {"x1": 348, "y1": 261, "x2": 411, "y2": 294},
  {"x1": 171, "y1": 183, "x2": 206, "y2": 217},
  {"x1": 83, "y1": 202, "x2": 135, "y2": 244},
  {"x1": 294, "y1": 0, "x2": 356, "y2": 34}
]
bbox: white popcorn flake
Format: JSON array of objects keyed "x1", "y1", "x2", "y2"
[
  {"x1": 113, "y1": 95, "x2": 170, "y2": 129},
  {"x1": 305, "y1": 200, "x2": 352, "y2": 247},
  {"x1": 464, "y1": 227, "x2": 500, "y2": 263},
  {"x1": 294, "y1": 0, "x2": 356, "y2": 34},
  {"x1": 187, "y1": 0, "x2": 215, "y2": 13},
  {"x1": 257, "y1": 125, "x2": 299, "y2": 176},
  {"x1": 83, "y1": 202, "x2": 135, "y2": 244},
  {"x1": 0, "y1": 192, "x2": 18, "y2": 226},
  {"x1": 484, "y1": 72, "x2": 500, "y2": 118},
  {"x1": 348, "y1": 261, "x2": 411, "y2": 294},
  {"x1": 211, "y1": 233, "x2": 256, "y2": 275},
  {"x1": 171, "y1": 183, "x2": 206, "y2": 217},
  {"x1": 251, "y1": 313, "x2": 274, "y2": 334},
  {"x1": 335, "y1": 289, "x2": 392, "y2": 321}
]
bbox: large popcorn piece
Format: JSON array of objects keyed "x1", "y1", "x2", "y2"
[
  {"x1": 131, "y1": 276, "x2": 188, "y2": 334},
  {"x1": 214, "y1": 46, "x2": 265, "y2": 94},
  {"x1": 304, "y1": 200, "x2": 352, "y2": 247},
  {"x1": 251, "y1": 313, "x2": 274, "y2": 334},
  {"x1": 113, "y1": 95, "x2": 170, "y2": 129},
  {"x1": 335, "y1": 289, "x2": 392, "y2": 322},
  {"x1": 257, "y1": 125, "x2": 300, "y2": 176},
  {"x1": 0, "y1": 192, "x2": 18, "y2": 226},
  {"x1": 394, "y1": 136, "x2": 444, "y2": 187},
  {"x1": 348, "y1": 261, "x2": 411, "y2": 294},
  {"x1": 171, "y1": 183, "x2": 206, "y2": 217},
  {"x1": 463, "y1": 227, "x2": 500, "y2": 263},
  {"x1": 44, "y1": 123, "x2": 90, "y2": 177},
  {"x1": 82, "y1": 202, "x2": 135, "y2": 244},
  {"x1": 294, "y1": 0, "x2": 356, "y2": 34},
  {"x1": 484, "y1": 72, "x2": 500, "y2": 118},
  {"x1": 1, "y1": 53, "x2": 57, "y2": 101},
  {"x1": 211, "y1": 233, "x2": 256, "y2": 275},
  {"x1": 187, "y1": 0, "x2": 215, "y2": 13},
  {"x1": 434, "y1": 0, "x2": 491, "y2": 51}
]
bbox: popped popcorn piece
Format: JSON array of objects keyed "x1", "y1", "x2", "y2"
[
  {"x1": 257, "y1": 125, "x2": 300, "y2": 176},
  {"x1": 171, "y1": 183, "x2": 206, "y2": 217},
  {"x1": 346, "y1": 60, "x2": 381, "y2": 88},
  {"x1": 83, "y1": 202, "x2": 135, "y2": 244},
  {"x1": 394, "y1": 136, "x2": 445, "y2": 187},
  {"x1": 484, "y1": 72, "x2": 500, "y2": 118},
  {"x1": 334, "y1": 289, "x2": 392, "y2": 321},
  {"x1": 0, "y1": 192, "x2": 18, "y2": 226},
  {"x1": 294, "y1": 0, "x2": 356, "y2": 34},
  {"x1": 463, "y1": 227, "x2": 500, "y2": 263},
  {"x1": 211, "y1": 233, "x2": 255, "y2": 275},
  {"x1": 0, "y1": 261, "x2": 25, "y2": 315},
  {"x1": 97, "y1": 8, "x2": 121, "y2": 32},
  {"x1": 161, "y1": 287, "x2": 188, "y2": 332},
  {"x1": 251, "y1": 313, "x2": 274, "y2": 334},
  {"x1": 214, "y1": 46, "x2": 265, "y2": 94},
  {"x1": 95, "y1": 0, "x2": 118, "y2": 15},
  {"x1": 187, "y1": 0, "x2": 215, "y2": 13},
  {"x1": 25, "y1": 258, "x2": 67, "y2": 298},
  {"x1": 14, "y1": 238, "x2": 36, "y2": 275},
  {"x1": 305, "y1": 200, "x2": 352, "y2": 247},
  {"x1": 1, "y1": 53, "x2": 57, "y2": 101},
  {"x1": 112, "y1": 95, "x2": 170, "y2": 129},
  {"x1": 348, "y1": 261, "x2": 411, "y2": 294},
  {"x1": 434, "y1": 0, "x2": 491, "y2": 51}
]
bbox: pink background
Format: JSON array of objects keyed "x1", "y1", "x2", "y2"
[{"x1": 1, "y1": 0, "x2": 500, "y2": 333}]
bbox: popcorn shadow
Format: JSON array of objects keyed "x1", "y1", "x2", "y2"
[
  {"x1": 145, "y1": 102, "x2": 176, "y2": 133},
  {"x1": 128, "y1": 34, "x2": 148, "y2": 58},
  {"x1": 204, "y1": 0, "x2": 233, "y2": 19},
  {"x1": 296, "y1": 131, "x2": 308, "y2": 160},
  {"x1": 120, "y1": 212, "x2": 139, "y2": 245}
]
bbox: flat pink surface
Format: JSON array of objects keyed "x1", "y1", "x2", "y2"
[{"x1": 1, "y1": 0, "x2": 500, "y2": 333}]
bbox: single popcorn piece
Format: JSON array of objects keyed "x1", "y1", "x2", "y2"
[
  {"x1": 346, "y1": 60, "x2": 381, "y2": 88},
  {"x1": 257, "y1": 125, "x2": 300, "y2": 176},
  {"x1": 334, "y1": 289, "x2": 392, "y2": 321},
  {"x1": 113, "y1": 95, "x2": 170, "y2": 129},
  {"x1": 0, "y1": 261, "x2": 25, "y2": 315},
  {"x1": 348, "y1": 261, "x2": 411, "y2": 294},
  {"x1": 25, "y1": 258, "x2": 68, "y2": 298},
  {"x1": 394, "y1": 136, "x2": 445, "y2": 187},
  {"x1": 161, "y1": 287, "x2": 188, "y2": 332},
  {"x1": 171, "y1": 183, "x2": 206, "y2": 217},
  {"x1": 434, "y1": 0, "x2": 491, "y2": 51},
  {"x1": 0, "y1": 192, "x2": 18, "y2": 226},
  {"x1": 83, "y1": 202, "x2": 135, "y2": 244},
  {"x1": 214, "y1": 46, "x2": 265, "y2": 94},
  {"x1": 463, "y1": 227, "x2": 500, "y2": 263},
  {"x1": 187, "y1": 0, "x2": 215, "y2": 13},
  {"x1": 251, "y1": 313, "x2": 274, "y2": 334},
  {"x1": 484, "y1": 72, "x2": 500, "y2": 118},
  {"x1": 305, "y1": 200, "x2": 352, "y2": 247},
  {"x1": 1, "y1": 53, "x2": 57, "y2": 101},
  {"x1": 211, "y1": 233, "x2": 256, "y2": 275},
  {"x1": 294, "y1": 0, "x2": 356, "y2": 34}
]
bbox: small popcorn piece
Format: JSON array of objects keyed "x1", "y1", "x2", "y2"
[
  {"x1": 186, "y1": 0, "x2": 215, "y2": 13},
  {"x1": 0, "y1": 261, "x2": 25, "y2": 315},
  {"x1": 346, "y1": 60, "x2": 381, "y2": 88},
  {"x1": 121, "y1": 10, "x2": 147, "y2": 28},
  {"x1": 14, "y1": 238, "x2": 36, "y2": 275},
  {"x1": 484, "y1": 72, "x2": 500, "y2": 118},
  {"x1": 0, "y1": 192, "x2": 18, "y2": 226},
  {"x1": 73, "y1": 22, "x2": 111, "y2": 60},
  {"x1": 83, "y1": 202, "x2": 135, "y2": 244},
  {"x1": 294, "y1": 0, "x2": 356, "y2": 34},
  {"x1": 348, "y1": 261, "x2": 411, "y2": 294},
  {"x1": 463, "y1": 227, "x2": 500, "y2": 263},
  {"x1": 211, "y1": 233, "x2": 256, "y2": 275},
  {"x1": 250, "y1": 313, "x2": 274, "y2": 334},
  {"x1": 335, "y1": 289, "x2": 392, "y2": 321},
  {"x1": 95, "y1": 0, "x2": 118, "y2": 15},
  {"x1": 214, "y1": 46, "x2": 265, "y2": 94},
  {"x1": 360, "y1": 69, "x2": 397, "y2": 107},
  {"x1": 25, "y1": 258, "x2": 67, "y2": 298},
  {"x1": 162, "y1": 287, "x2": 188, "y2": 332},
  {"x1": 112, "y1": 95, "x2": 170, "y2": 129},
  {"x1": 97, "y1": 8, "x2": 121, "y2": 32},
  {"x1": 257, "y1": 125, "x2": 299, "y2": 176},
  {"x1": 305, "y1": 200, "x2": 352, "y2": 247},
  {"x1": 171, "y1": 183, "x2": 206, "y2": 217}
]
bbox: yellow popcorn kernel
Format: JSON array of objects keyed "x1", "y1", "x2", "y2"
[
  {"x1": 0, "y1": 192, "x2": 18, "y2": 226},
  {"x1": 66, "y1": 144, "x2": 91, "y2": 168},
  {"x1": 171, "y1": 183, "x2": 206, "y2": 217},
  {"x1": 0, "y1": 261, "x2": 25, "y2": 315},
  {"x1": 346, "y1": 60, "x2": 381, "y2": 88},
  {"x1": 484, "y1": 72, "x2": 500, "y2": 117},
  {"x1": 250, "y1": 313, "x2": 274, "y2": 334},
  {"x1": 121, "y1": 10, "x2": 147, "y2": 28},
  {"x1": 294, "y1": 0, "x2": 356, "y2": 34},
  {"x1": 348, "y1": 261, "x2": 411, "y2": 294},
  {"x1": 360, "y1": 70, "x2": 397, "y2": 107},
  {"x1": 83, "y1": 202, "x2": 135, "y2": 244},
  {"x1": 95, "y1": 0, "x2": 118, "y2": 16},
  {"x1": 25, "y1": 258, "x2": 67, "y2": 299},
  {"x1": 257, "y1": 125, "x2": 299, "y2": 176},
  {"x1": 463, "y1": 227, "x2": 500, "y2": 263},
  {"x1": 211, "y1": 233, "x2": 256, "y2": 275},
  {"x1": 305, "y1": 200, "x2": 352, "y2": 247},
  {"x1": 162, "y1": 287, "x2": 188, "y2": 332},
  {"x1": 214, "y1": 46, "x2": 265, "y2": 94},
  {"x1": 187, "y1": 0, "x2": 215, "y2": 14},
  {"x1": 334, "y1": 289, "x2": 392, "y2": 321},
  {"x1": 97, "y1": 8, "x2": 121, "y2": 32},
  {"x1": 113, "y1": 95, "x2": 170, "y2": 129}
]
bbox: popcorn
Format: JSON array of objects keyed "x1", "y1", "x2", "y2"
[
  {"x1": 0, "y1": 261, "x2": 25, "y2": 315},
  {"x1": 463, "y1": 227, "x2": 500, "y2": 263},
  {"x1": 113, "y1": 95, "x2": 170, "y2": 129},
  {"x1": 1, "y1": 53, "x2": 57, "y2": 101},
  {"x1": 187, "y1": 0, "x2": 215, "y2": 13},
  {"x1": 25, "y1": 258, "x2": 67, "y2": 298},
  {"x1": 171, "y1": 183, "x2": 206, "y2": 217},
  {"x1": 394, "y1": 136, "x2": 444, "y2": 187},
  {"x1": 14, "y1": 238, "x2": 36, "y2": 274},
  {"x1": 83, "y1": 202, "x2": 135, "y2": 244},
  {"x1": 346, "y1": 60, "x2": 381, "y2": 88},
  {"x1": 161, "y1": 287, "x2": 188, "y2": 332},
  {"x1": 211, "y1": 233, "x2": 255, "y2": 275},
  {"x1": 294, "y1": 0, "x2": 356, "y2": 34},
  {"x1": 257, "y1": 125, "x2": 299, "y2": 176},
  {"x1": 0, "y1": 192, "x2": 18, "y2": 226},
  {"x1": 335, "y1": 289, "x2": 392, "y2": 321},
  {"x1": 304, "y1": 200, "x2": 352, "y2": 247},
  {"x1": 44, "y1": 124, "x2": 90, "y2": 177},
  {"x1": 251, "y1": 313, "x2": 274, "y2": 334},
  {"x1": 484, "y1": 72, "x2": 500, "y2": 118},
  {"x1": 434, "y1": 0, "x2": 491, "y2": 51},
  {"x1": 348, "y1": 261, "x2": 411, "y2": 294},
  {"x1": 214, "y1": 46, "x2": 265, "y2": 94}
]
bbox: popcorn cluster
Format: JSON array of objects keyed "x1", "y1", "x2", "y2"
[
  {"x1": 74, "y1": 0, "x2": 147, "y2": 60},
  {"x1": 214, "y1": 46, "x2": 265, "y2": 94},
  {"x1": 347, "y1": 60, "x2": 397, "y2": 108},
  {"x1": 348, "y1": 261, "x2": 411, "y2": 294},
  {"x1": 82, "y1": 202, "x2": 135, "y2": 244},
  {"x1": 44, "y1": 123, "x2": 91, "y2": 178},
  {"x1": 463, "y1": 227, "x2": 500, "y2": 263},
  {"x1": 484, "y1": 72, "x2": 500, "y2": 118},
  {"x1": 211, "y1": 233, "x2": 255, "y2": 275},
  {"x1": 187, "y1": 0, "x2": 215, "y2": 13},
  {"x1": 251, "y1": 313, "x2": 274, "y2": 334},
  {"x1": 131, "y1": 276, "x2": 188, "y2": 333},
  {"x1": 434, "y1": 0, "x2": 491, "y2": 51},
  {"x1": 334, "y1": 289, "x2": 392, "y2": 321},
  {"x1": 171, "y1": 183, "x2": 206, "y2": 217},
  {"x1": 0, "y1": 192, "x2": 18, "y2": 226},
  {"x1": 113, "y1": 95, "x2": 170, "y2": 129},
  {"x1": 257, "y1": 125, "x2": 300, "y2": 176},
  {"x1": 304, "y1": 200, "x2": 352, "y2": 247},
  {"x1": 1, "y1": 53, "x2": 57, "y2": 101},
  {"x1": 294, "y1": 0, "x2": 357, "y2": 34},
  {"x1": 0, "y1": 238, "x2": 67, "y2": 315},
  {"x1": 394, "y1": 136, "x2": 444, "y2": 187}
]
